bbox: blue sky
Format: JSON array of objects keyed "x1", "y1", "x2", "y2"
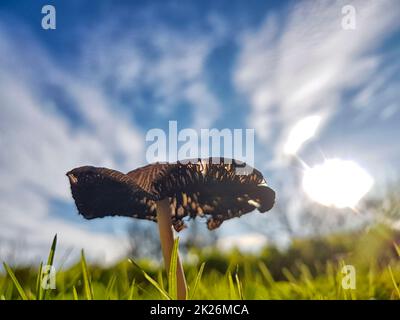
[{"x1": 0, "y1": 0, "x2": 399, "y2": 265}]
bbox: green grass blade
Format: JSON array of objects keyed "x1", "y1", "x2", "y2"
[
  {"x1": 258, "y1": 262, "x2": 275, "y2": 286},
  {"x1": 46, "y1": 234, "x2": 57, "y2": 267},
  {"x1": 105, "y1": 274, "x2": 117, "y2": 299},
  {"x1": 388, "y1": 265, "x2": 400, "y2": 299},
  {"x1": 143, "y1": 271, "x2": 171, "y2": 300},
  {"x1": 35, "y1": 262, "x2": 43, "y2": 300},
  {"x1": 235, "y1": 265, "x2": 244, "y2": 300},
  {"x1": 157, "y1": 270, "x2": 165, "y2": 292},
  {"x1": 189, "y1": 262, "x2": 205, "y2": 300},
  {"x1": 168, "y1": 237, "x2": 179, "y2": 300},
  {"x1": 128, "y1": 278, "x2": 136, "y2": 300},
  {"x1": 2, "y1": 262, "x2": 28, "y2": 300},
  {"x1": 282, "y1": 267, "x2": 297, "y2": 283},
  {"x1": 43, "y1": 234, "x2": 57, "y2": 300},
  {"x1": 394, "y1": 242, "x2": 400, "y2": 257},
  {"x1": 227, "y1": 271, "x2": 236, "y2": 299},
  {"x1": 129, "y1": 259, "x2": 171, "y2": 300},
  {"x1": 80, "y1": 250, "x2": 94, "y2": 300},
  {"x1": 72, "y1": 286, "x2": 79, "y2": 300}
]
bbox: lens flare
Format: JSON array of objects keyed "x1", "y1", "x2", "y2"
[
  {"x1": 284, "y1": 115, "x2": 321, "y2": 155},
  {"x1": 302, "y1": 158, "x2": 374, "y2": 208}
]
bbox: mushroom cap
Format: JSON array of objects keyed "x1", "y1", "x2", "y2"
[
  {"x1": 66, "y1": 166, "x2": 152, "y2": 220},
  {"x1": 67, "y1": 158, "x2": 275, "y2": 231}
]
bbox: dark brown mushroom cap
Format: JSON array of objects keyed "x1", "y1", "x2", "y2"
[
  {"x1": 66, "y1": 166, "x2": 153, "y2": 220},
  {"x1": 67, "y1": 158, "x2": 275, "y2": 231}
]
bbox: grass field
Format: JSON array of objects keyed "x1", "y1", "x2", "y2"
[{"x1": 1, "y1": 225, "x2": 400, "y2": 300}]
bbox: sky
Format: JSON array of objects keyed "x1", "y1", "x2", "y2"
[{"x1": 0, "y1": 0, "x2": 399, "y2": 265}]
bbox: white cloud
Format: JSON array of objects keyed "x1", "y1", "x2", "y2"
[
  {"x1": 0, "y1": 23, "x2": 141, "y2": 265},
  {"x1": 217, "y1": 233, "x2": 268, "y2": 252},
  {"x1": 79, "y1": 20, "x2": 223, "y2": 129},
  {"x1": 0, "y1": 12, "x2": 225, "y2": 265},
  {"x1": 234, "y1": 0, "x2": 400, "y2": 165}
]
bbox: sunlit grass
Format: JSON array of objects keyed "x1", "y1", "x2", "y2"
[{"x1": 1, "y1": 226, "x2": 400, "y2": 300}]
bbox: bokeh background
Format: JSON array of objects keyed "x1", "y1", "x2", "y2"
[{"x1": 0, "y1": 0, "x2": 399, "y2": 266}]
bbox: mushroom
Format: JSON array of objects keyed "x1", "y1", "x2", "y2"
[{"x1": 66, "y1": 157, "x2": 275, "y2": 299}]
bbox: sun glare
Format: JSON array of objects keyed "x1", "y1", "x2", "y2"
[
  {"x1": 284, "y1": 115, "x2": 321, "y2": 155},
  {"x1": 302, "y1": 158, "x2": 374, "y2": 208}
]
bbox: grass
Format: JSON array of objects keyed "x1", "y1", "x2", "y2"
[{"x1": 1, "y1": 225, "x2": 400, "y2": 300}]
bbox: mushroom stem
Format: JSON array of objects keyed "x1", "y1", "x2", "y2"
[{"x1": 156, "y1": 198, "x2": 187, "y2": 300}]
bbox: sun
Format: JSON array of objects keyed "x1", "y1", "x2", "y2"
[{"x1": 302, "y1": 158, "x2": 374, "y2": 209}]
